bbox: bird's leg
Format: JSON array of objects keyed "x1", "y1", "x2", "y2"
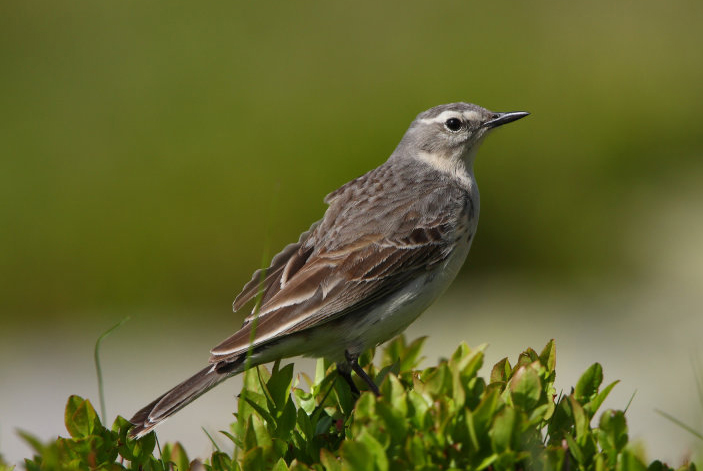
[
  {"x1": 336, "y1": 362, "x2": 360, "y2": 395},
  {"x1": 345, "y1": 350, "x2": 380, "y2": 397}
]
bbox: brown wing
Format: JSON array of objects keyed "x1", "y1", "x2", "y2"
[
  {"x1": 211, "y1": 162, "x2": 470, "y2": 362},
  {"x1": 209, "y1": 224, "x2": 455, "y2": 362},
  {"x1": 232, "y1": 163, "x2": 410, "y2": 324},
  {"x1": 231, "y1": 221, "x2": 320, "y2": 321}
]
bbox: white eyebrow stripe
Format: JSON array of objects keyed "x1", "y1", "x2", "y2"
[
  {"x1": 461, "y1": 110, "x2": 482, "y2": 121},
  {"x1": 419, "y1": 110, "x2": 460, "y2": 124},
  {"x1": 419, "y1": 109, "x2": 482, "y2": 124}
]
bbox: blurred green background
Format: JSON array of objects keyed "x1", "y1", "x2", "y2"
[{"x1": 2, "y1": 0, "x2": 702, "y2": 465}]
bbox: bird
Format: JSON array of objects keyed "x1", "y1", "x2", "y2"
[{"x1": 128, "y1": 102, "x2": 528, "y2": 438}]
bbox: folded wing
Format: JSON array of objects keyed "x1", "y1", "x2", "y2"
[
  {"x1": 210, "y1": 224, "x2": 454, "y2": 362},
  {"x1": 210, "y1": 165, "x2": 468, "y2": 363}
]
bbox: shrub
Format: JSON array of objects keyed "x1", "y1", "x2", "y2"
[{"x1": 12, "y1": 337, "x2": 696, "y2": 471}]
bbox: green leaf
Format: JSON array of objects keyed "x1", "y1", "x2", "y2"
[
  {"x1": 539, "y1": 339, "x2": 556, "y2": 372},
  {"x1": 293, "y1": 388, "x2": 316, "y2": 415},
  {"x1": 574, "y1": 363, "x2": 603, "y2": 404},
  {"x1": 354, "y1": 392, "x2": 376, "y2": 421},
  {"x1": 490, "y1": 358, "x2": 511, "y2": 384},
  {"x1": 422, "y1": 363, "x2": 451, "y2": 397},
  {"x1": 210, "y1": 451, "x2": 234, "y2": 471},
  {"x1": 320, "y1": 449, "x2": 342, "y2": 471},
  {"x1": 547, "y1": 394, "x2": 573, "y2": 443},
  {"x1": 311, "y1": 367, "x2": 338, "y2": 402},
  {"x1": 490, "y1": 407, "x2": 516, "y2": 452},
  {"x1": 451, "y1": 363, "x2": 466, "y2": 408},
  {"x1": 314, "y1": 415, "x2": 333, "y2": 436},
  {"x1": 382, "y1": 335, "x2": 427, "y2": 372},
  {"x1": 64, "y1": 395, "x2": 98, "y2": 438},
  {"x1": 238, "y1": 388, "x2": 269, "y2": 426},
  {"x1": 276, "y1": 396, "x2": 298, "y2": 439},
  {"x1": 333, "y1": 375, "x2": 355, "y2": 417},
  {"x1": 375, "y1": 361, "x2": 400, "y2": 390},
  {"x1": 133, "y1": 431, "x2": 157, "y2": 459},
  {"x1": 400, "y1": 336, "x2": 427, "y2": 371},
  {"x1": 357, "y1": 430, "x2": 388, "y2": 471},
  {"x1": 221, "y1": 428, "x2": 242, "y2": 449},
  {"x1": 161, "y1": 442, "x2": 190, "y2": 471},
  {"x1": 564, "y1": 433, "x2": 584, "y2": 464},
  {"x1": 462, "y1": 345, "x2": 486, "y2": 379},
  {"x1": 464, "y1": 409, "x2": 480, "y2": 451},
  {"x1": 111, "y1": 415, "x2": 131, "y2": 435},
  {"x1": 340, "y1": 441, "x2": 374, "y2": 471},
  {"x1": 244, "y1": 396, "x2": 275, "y2": 427},
  {"x1": 242, "y1": 365, "x2": 266, "y2": 394},
  {"x1": 241, "y1": 446, "x2": 265, "y2": 470},
  {"x1": 527, "y1": 403, "x2": 554, "y2": 426},
  {"x1": 450, "y1": 342, "x2": 471, "y2": 370},
  {"x1": 296, "y1": 407, "x2": 313, "y2": 441},
  {"x1": 468, "y1": 387, "x2": 501, "y2": 447},
  {"x1": 407, "y1": 390, "x2": 430, "y2": 429},
  {"x1": 598, "y1": 409, "x2": 629, "y2": 455},
  {"x1": 404, "y1": 434, "x2": 426, "y2": 467},
  {"x1": 509, "y1": 365, "x2": 542, "y2": 410},
  {"x1": 476, "y1": 453, "x2": 499, "y2": 471},
  {"x1": 568, "y1": 396, "x2": 589, "y2": 440},
  {"x1": 271, "y1": 457, "x2": 290, "y2": 471},
  {"x1": 381, "y1": 335, "x2": 406, "y2": 366},
  {"x1": 584, "y1": 380, "x2": 619, "y2": 418},
  {"x1": 314, "y1": 358, "x2": 328, "y2": 386},
  {"x1": 386, "y1": 374, "x2": 407, "y2": 416},
  {"x1": 243, "y1": 414, "x2": 272, "y2": 451},
  {"x1": 515, "y1": 348, "x2": 539, "y2": 370},
  {"x1": 617, "y1": 449, "x2": 647, "y2": 471},
  {"x1": 289, "y1": 460, "x2": 313, "y2": 471},
  {"x1": 376, "y1": 401, "x2": 406, "y2": 444},
  {"x1": 256, "y1": 366, "x2": 277, "y2": 411},
  {"x1": 268, "y1": 363, "x2": 295, "y2": 410}
]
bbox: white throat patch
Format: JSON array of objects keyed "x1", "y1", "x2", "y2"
[{"x1": 415, "y1": 150, "x2": 473, "y2": 188}]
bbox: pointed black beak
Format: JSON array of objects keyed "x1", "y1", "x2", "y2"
[{"x1": 483, "y1": 111, "x2": 530, "y2": 129}]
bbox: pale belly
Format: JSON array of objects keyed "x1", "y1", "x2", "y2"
[{"x1": 342, "y1": 234, "x2": 474, "y2": 355}]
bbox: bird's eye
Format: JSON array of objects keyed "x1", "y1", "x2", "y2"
[{"x1": 444, "y1": 117, "x2": 463, "y2": 132}]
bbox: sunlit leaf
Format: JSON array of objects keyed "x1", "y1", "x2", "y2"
[{"x1": 574, "y1": 363, "x2": 603, "y2": 404}]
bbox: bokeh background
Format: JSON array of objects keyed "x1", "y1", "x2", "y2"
[{"x1": 2, "y1": 0, "x2": 703, "y2": 465}]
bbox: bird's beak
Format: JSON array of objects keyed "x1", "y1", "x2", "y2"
[{"x1": 483, "y1": 111, "x2": 530, "y2": 129}]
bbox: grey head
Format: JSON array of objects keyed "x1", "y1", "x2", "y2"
[{"x1": 392, "y1": 102, "x2": 529, "y2": 166}]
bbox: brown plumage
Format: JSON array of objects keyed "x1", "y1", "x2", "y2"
[{"x1": 128, "y1": 102, "x2": 528, "y2": 438}]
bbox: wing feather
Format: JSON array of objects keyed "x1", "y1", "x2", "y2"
[
  {"x1": 210, "y1": 230, "x2": 452, "y2": 361},
  {"x1": 211, "y1": 163, "x2": 471, "y2": 362},
  {"x1": 233, "y1": 221, "x2": 319, "y2": 318}
]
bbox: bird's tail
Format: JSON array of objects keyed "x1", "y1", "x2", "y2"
[{"x1": 128, "y1": 364, "x2": 230, "y2": 439}]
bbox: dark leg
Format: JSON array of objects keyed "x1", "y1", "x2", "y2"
[
  {"x1": 345, "y1": 350, "x2": 380, "y2": 396},
  {"x1": 336, "y1": 363, "x2": 360, "y2": 395}
]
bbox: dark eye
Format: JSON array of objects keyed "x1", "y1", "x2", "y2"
[{"x1": 444, "y1": 117, "x2": 463, "y2": 132}]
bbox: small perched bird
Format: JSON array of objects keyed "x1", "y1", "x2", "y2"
[{"x1": 129, "y1": 102, "x2": 528, "y2": 438}]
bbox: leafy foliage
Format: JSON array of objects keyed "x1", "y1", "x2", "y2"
[{"x1": 17, "y1": 338, "x2": 696, "y2": 470}]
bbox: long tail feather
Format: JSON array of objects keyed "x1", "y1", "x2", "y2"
[{"x1": 128, "y1": 365, "x2": 229, "y2": 439}]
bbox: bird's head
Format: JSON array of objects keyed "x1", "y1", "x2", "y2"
[{"x1": 394, "y1": 102, "x2": 529, "y2": 166}]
